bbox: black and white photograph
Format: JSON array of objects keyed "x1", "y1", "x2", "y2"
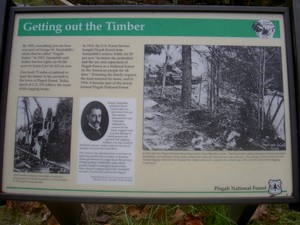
[
  {"x1": 81, "y1": 100, "x2": 109, "y2": 141},
  {"x1": 143, "y1": 44, "x2": 286, "y2": 151},
  {"x1": 14, "y1": 97, "x2": 73, "y2": 173}
]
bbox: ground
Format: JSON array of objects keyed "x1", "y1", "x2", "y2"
[
  {"x1": 144, "y1": 85, "x2": 226, "y2": 151},
  {"x1": 1, "y1": 201, "x2": 300, "y2": 225}
]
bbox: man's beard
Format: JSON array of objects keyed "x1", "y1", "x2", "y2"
[{"x1": 91, "y1": 122, "x2": 100, "y2": 130}]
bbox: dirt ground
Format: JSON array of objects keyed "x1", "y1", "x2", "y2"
[{"x1": 143, "y1": 85, "x2": 219, "y2": 151}]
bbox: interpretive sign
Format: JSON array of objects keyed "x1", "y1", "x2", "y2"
[{"x1": 0, "y1": 5, "x2": 298, "y2": 203}]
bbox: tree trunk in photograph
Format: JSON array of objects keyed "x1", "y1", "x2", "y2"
[
  {"x1": 256, "y1": 46, "x2": 267, "y2": 131},
  {"x1": 161, "y1": 45, "x2": 170, "y2": 98},
  {"x1": 181, "y1": 45, "x2": 192, "y2": 108}
]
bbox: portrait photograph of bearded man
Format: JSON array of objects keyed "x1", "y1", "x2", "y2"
[{"x1": 81, "y1": 101, "x2": 109, "y2": 141}]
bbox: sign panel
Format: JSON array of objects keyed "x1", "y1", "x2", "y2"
[{"x1": 1, "y1": 6, "x2": 298, "y2": 203}]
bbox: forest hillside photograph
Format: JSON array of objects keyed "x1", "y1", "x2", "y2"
[{"x1": 144, "y1": 44, "x2": 286, "y2": 151}]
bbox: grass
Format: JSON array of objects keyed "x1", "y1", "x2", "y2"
[
  {"x1": 76, "y1": 204, "x2": 300, "y2": 225},
  {"x1": 248, "y1": 204, "x2": 300, "y2": 225},
  {"x1": 0, "y1": 202, "x2": 236, "y2": 225},
  {"x1": 0, "y1": 201, "x2": 47, "y2": 225},
  {"x1": 1, "y1": 202, "x2": 300, "y2": 224},
  {"x1": 82, "y1": 204, "x2": 239, "y2": 225}
]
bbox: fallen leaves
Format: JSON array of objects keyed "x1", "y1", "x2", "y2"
[
  {"x1": 172, "y1": 209, "x2": 209, "y2": 225},
  {"x1": 250, "y1": 204, "x2": 284, "y2": 224},
  {"x1": 3, "y1": 201, "x2": 297, "y2": 225},
  {"x1": 127, "y1": 205, "x2": 143, "y2": 217},
  {"x1": 155, "y1": 206, "x2": 167, "y2": 220},
  {"x1": 125, "y1": 205, "x2": 207, "y2": 225},
  {"x1": 250, "y1": 204, "x2": 268, "y2": 221},
  {"x1": 172, "y1": 208, "x2": 186, "y2": 224},
  {"x1": 126, "y1": 205, "x2": 156, "y2": 220},
  {"x1": 96, "y1": 213, "x2": 110, "y2": 223},
  {"x1": 5, "y1": 201, "x2": 59, "y2": 225}
]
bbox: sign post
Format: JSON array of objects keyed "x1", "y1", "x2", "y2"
[
  {"x1": 0, "y1": 0, "x2": 14, "y2": 90},
  {"x1": 0, "y1": 0, "x2": 15, "y2": 207},
  {"x1": 288, "y1": 0, "x2": 300, "y2": 213},
  {"x1": 0, "y1": 1, "x2": 299, "y2": 223}
]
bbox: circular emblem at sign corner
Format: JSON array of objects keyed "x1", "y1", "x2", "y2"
[
  {"x1": 268, "y1": 179, "x2": 282, "y2": 195},
  {"x1": 252, "y1": 19, "x2": 275, "y2": 38}
]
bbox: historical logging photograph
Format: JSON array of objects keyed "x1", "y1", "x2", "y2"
[
  {"x1": 143, "y1": 45, "x2": 286, "y2": 151},
  {"x1": 14, "y1": 97, "x2": 72, "y2": 173}
]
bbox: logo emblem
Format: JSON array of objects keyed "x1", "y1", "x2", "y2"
[
  {"x1": 268, "y1": 179, "x2": 282, "y2": 195},
  {"x1": 252, "y1": 19, "x2": 275, "y2": 38}
]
